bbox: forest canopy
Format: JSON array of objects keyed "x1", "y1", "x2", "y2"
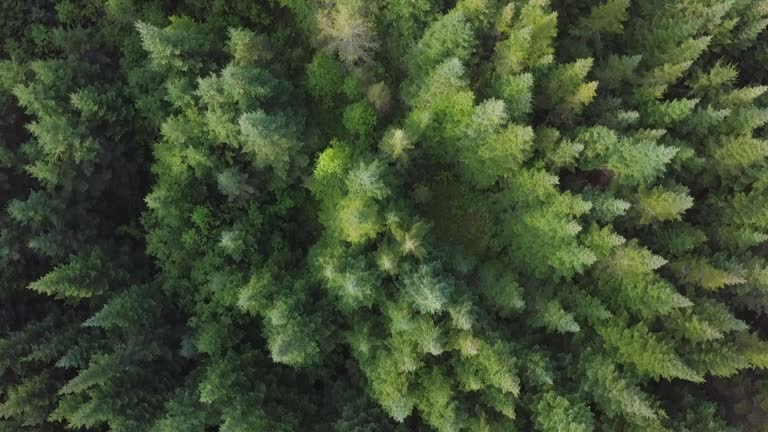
[{"x1": 2, "y1": 0, "x2": 768, "y2": 431}]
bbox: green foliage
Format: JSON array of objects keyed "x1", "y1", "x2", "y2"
[
  {"x1": 28, "y1": 249, "x2": 115, "y2": 300},
  {"x1": 2, "y1": 0, "x2": 768, "y2": 431},
  {"x1": 342, "y1": 100, "x2": 377, "y2": 137},
  {"x1": 407, "y1": 10, "x2": 476, "y2": 84},
  {"x1": 635, "y1": 186, "x2": 694, "y2": 224},
  {"x1": 534, "y1": 391, "x2": 594, "y2": 432},
  {"x1": 136, "y1": 17, "x2": 217, "y2": 74},
  {"x1": 306, "y1": 51, "x2": 343, "y2": 104}
]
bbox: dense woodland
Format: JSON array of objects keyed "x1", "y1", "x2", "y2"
[{"x1": 2, "y1": 0, "x2": 768, "y2": 430}]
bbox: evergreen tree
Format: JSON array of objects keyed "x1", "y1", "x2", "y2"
[{"x1": 1, "y1": 0, "x2": 768, "y2": 430}]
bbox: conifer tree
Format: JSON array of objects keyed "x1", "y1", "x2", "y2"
[{"x1": 1, "y1": 0, "x2": 768, "y2": 430}]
